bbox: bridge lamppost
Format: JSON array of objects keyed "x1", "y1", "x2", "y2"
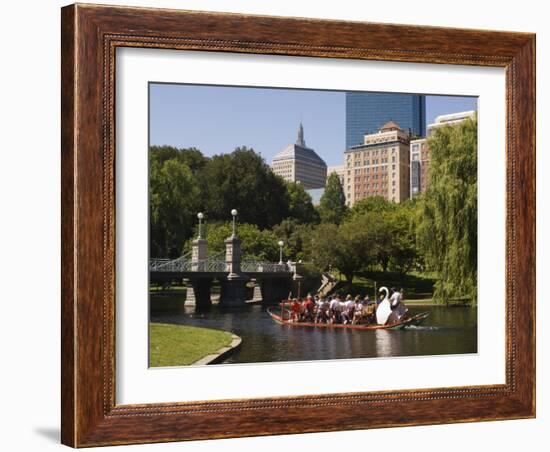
[
  {"x1": 197, "y1": 212, "x2": 204, "y2": 239},
  {"x1": 278, "y1": 240, "x2": 284, "y2": 264},
  {"x1": 231, "y1": 209, "x2": 238, "y2": 237}
]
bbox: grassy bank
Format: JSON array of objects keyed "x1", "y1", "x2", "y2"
[
  {"x1": 332, "y1": 271, "x2": 436, "y2": 301},
  {"x1": 150, "y1": 323, "x2": 234, "y2": 367}
]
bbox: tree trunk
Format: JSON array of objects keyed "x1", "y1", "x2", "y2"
[{"x1": 345, "y1": 273, "x2": 354, "y2": 290}]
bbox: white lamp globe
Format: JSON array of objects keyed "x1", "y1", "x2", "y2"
[
  {"x1": 231, "y1": 209, "x2": 238, "y2": 217},
  {"x1": 197, "y1": 212, "x2": 204, "y2": 220},
  {"x1": 278, "y1": 240, "x2": 284, "y2": 247}
]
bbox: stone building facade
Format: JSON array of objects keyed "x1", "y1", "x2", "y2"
[
  {"x1": 343, "y1": 120, "x2": 411, "y2": 206},
  {"x1": 271, "y1": 123, "x2": 327, "y2": 190}
]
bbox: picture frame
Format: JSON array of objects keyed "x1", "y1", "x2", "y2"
[{"x1": 61, "y1": 3, "x2": 535, "y2": 447}]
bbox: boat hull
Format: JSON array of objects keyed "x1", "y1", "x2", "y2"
[{"x1": 267, "y1": 307, "x2": 429, "y2": 330}]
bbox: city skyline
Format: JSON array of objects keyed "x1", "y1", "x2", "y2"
[{"x1": 149, "y1": 83, "x2": 477, "y2": 167}]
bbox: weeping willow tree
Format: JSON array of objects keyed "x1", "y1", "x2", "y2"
[{"x1": 416, "y1": 117, "x2": 478, "y2": 305}]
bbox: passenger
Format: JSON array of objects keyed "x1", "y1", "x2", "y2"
[
  {"x1": 329, "y1": 294, "x2": 341, "y2": 324},
  {"x1": 322, "y1": 297, "x2": 331, "y2": 323},
  {"x1": 304, "y1": 295, "x2": 315, "y2": 322},
  {"x1": 352, "y1": 296, "x2": 364, "y2": 325},
  {"x1": 299, "y1": 298, "x2": 307, "y2": 322},
  {"x1": 315, "y1": 296, "x2": 327, "y2": 323},
  {"x1": 387, "y1": 287, "x2": 408, "y2": 323},
  {"x1": 290, "y1": 298, "x2": 301, "y2": 322},
  {"x1": 342, "y1": 295, "x2": 355, "y2": 324},
  {"x1": 362, "y1": 295, "x2": 376, "y2": 324}
]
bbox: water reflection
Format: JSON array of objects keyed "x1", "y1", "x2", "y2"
[{"x1": 150, "y1": 294, "x2": 478, "y2": 365}]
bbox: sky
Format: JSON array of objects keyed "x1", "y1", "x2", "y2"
[{"x1": 149, "y1": 84, "x2": 477, "y2": 167}]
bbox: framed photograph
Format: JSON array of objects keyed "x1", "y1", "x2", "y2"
[{"x1": 61, "y1": 3, "x2": 535, "y2": 447}]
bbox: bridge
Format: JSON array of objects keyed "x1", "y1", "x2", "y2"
[{"x1": 149, "y1": 211, "x2": 303, "y2": 308}]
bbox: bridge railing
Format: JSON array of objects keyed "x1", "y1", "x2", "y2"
[
  {"x1": 149, "y1": 258, "x2": 227, "y2": 273},
  {"x1": 150, "y1": 256, "x2": 293, "y2": 274},
  {"x1": 241, "y1": 261, "x2": 290, "y2": 273}
]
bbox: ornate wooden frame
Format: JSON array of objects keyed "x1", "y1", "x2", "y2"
[{"x1": 61, "y1": 3, "x2": 536, "y2": 447}]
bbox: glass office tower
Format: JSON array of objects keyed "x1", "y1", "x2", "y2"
[{"x1": 345, "y1": 92, "x2": 426, "y2": 148}]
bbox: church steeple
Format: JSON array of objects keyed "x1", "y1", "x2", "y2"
[{"x1": 296, "y1": 121, "x2": 306, "y2": 147}]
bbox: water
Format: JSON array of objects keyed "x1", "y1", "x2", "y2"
[{"x1": 151, "y1": 295, "x2": 477, "y2": 364}]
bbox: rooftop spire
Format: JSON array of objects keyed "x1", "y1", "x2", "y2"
[{"x1": 296, "y1": 121, "x2": 306, "y2": 147}]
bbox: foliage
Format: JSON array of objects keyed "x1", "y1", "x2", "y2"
[
  {"x1": 318, "y1": 172, "x2": 347, "y2": 224},
  {"x1": 149, "y1": 158, "x2": 200, "y2": 258},
  {"x1": 196, "y1": 222, "x2": 280, "y2": 261},
  {"x1": 150, "y1": 145, "x2": 208, "y2": 173},
  {"x1": 286, "y1": 182, "x2": 319, "y2": 224},
  {"x1": 305, "y1": 223, "x2": 373, "y2": 286},
  {"x1": 349, "y1": 195, "x2": 397, "y2": 217},
  {"x1": 199, "y1": 147, "x2": 290, "y2": 229},
  {"x1": 271, "y1": 219, "x2": 315, "y2": 262},
  {"x1": 416, "y1": 118, "x2": 478, "y2": 305}
]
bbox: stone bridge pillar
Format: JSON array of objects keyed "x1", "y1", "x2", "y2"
[
  {"x1": 219, "y1": 234, "x2": 248, "y2": 307},
  {"x1": 184, "y1": 277, "x2": 213, "y2": 309},
  {"x1": 191, "y1": 237, "x2": 207, "y2": 271}
]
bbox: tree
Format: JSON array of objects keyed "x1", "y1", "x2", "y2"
[
  {"x1": 272, "y1": 219, "x2": 314, "y2": 262},
  {"x1": 285, "y1": 182, "x2": 319, "y2": 224},
  {"x1": 416, "y1": 118, "x2": 478, "y2": 304},
  {"x1": 318, "y1": 172, "x2": 347, "y2": 224},
  {"x1": 349, "y1": 195, "x2": 396, "y2": 217},
  {"x1": 150, "y1": 145, "x2": 208, "y2": 174},
  {"x1": 149, "y1": 158, "x2": 200, "y2": 258},
  {"x1": 197, "y1": 222, "x2": 279, "y2": 261},
  {"x1": 387, "y1": 206, "x2": 419, "y2": 274},
  {"x1": 306, "y1": 222, "x2": 374, "y2": 287},
  {"x1": 199, "y1": 147, "x2": 290, "y2": 228}
]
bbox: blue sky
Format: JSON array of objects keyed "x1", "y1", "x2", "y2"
[{"x1": 149, "y1": 84, "x2": 477, "y2": 167}]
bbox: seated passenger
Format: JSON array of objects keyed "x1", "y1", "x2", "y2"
[
  {"x1": 352, "y1": 296, "x2": 364, "y2": 324},
  {"x1": 304, "y1": 295, "x2": 315, "y2": 322},
  {"x1": 315, "y1": 297, "x2": 328, "y2": 323},
  {"x1": 341, "y1": 295, "x2": 355, "y2": 324},
  {"x1": 329, "y1": 295, "x2": 341, "y2": 324},
  {"x1": 290, "y1": 298, "x2": 301, "y2": 322}
]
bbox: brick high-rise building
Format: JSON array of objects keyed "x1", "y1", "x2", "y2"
[{"x1": 344, "y1": 120, "x2": 411, "y2": 206}]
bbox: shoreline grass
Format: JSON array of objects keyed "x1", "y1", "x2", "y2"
[{"x1": 150, "y1": 323, "x2": 234, "y2": 367}]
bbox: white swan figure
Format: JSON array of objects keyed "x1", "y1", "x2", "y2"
[{"x1": 376, "y1": 286, "x2": 392, "y2": 325}]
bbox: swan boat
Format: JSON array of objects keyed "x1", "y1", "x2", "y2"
[
  {"x1": 267, "y1": 307, "x2": 430, "y2": 331},
  {"x1": 269, "y1": 286, "x2": 430, "y2": 330}
]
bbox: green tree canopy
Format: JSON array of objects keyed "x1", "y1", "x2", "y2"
[
  {"x1": 349, "y1": 195, "x2": 397, "y2": 217},
  {"x1": 306, "y1": 222, "x2": 374, "y2": 286},
  {"x1": 318, "y1": 172, "x2": 347, "y2": 224},
  {"x1": 195, "y1": 222, "x2": 279, "y2": 261},
  {"x1": 199, "y1": 147, "x2": 290, "y2": 229},
  {"x1": 285, "y1": 182, "x2": 319, "y2": 224},
  {"x1": 150, "y1": 145, "x2": 208, "y2": 174},
  {"x1": 150, "y1": 158, "x2": 200, "y2": 258},
  {"x1": 416, "y1": 118, "x2": 478, "y2": 304},
  {"x1": 272, "y1": 219, "x2": 314, "y2": 262}
]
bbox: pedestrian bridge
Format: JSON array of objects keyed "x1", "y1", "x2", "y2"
[
  {"x1": 150, "y1": 247, "x2": 303, "y2": 308},
  {"x1": 149, "y1": 253, "x2": 292, "y2": 275}
]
